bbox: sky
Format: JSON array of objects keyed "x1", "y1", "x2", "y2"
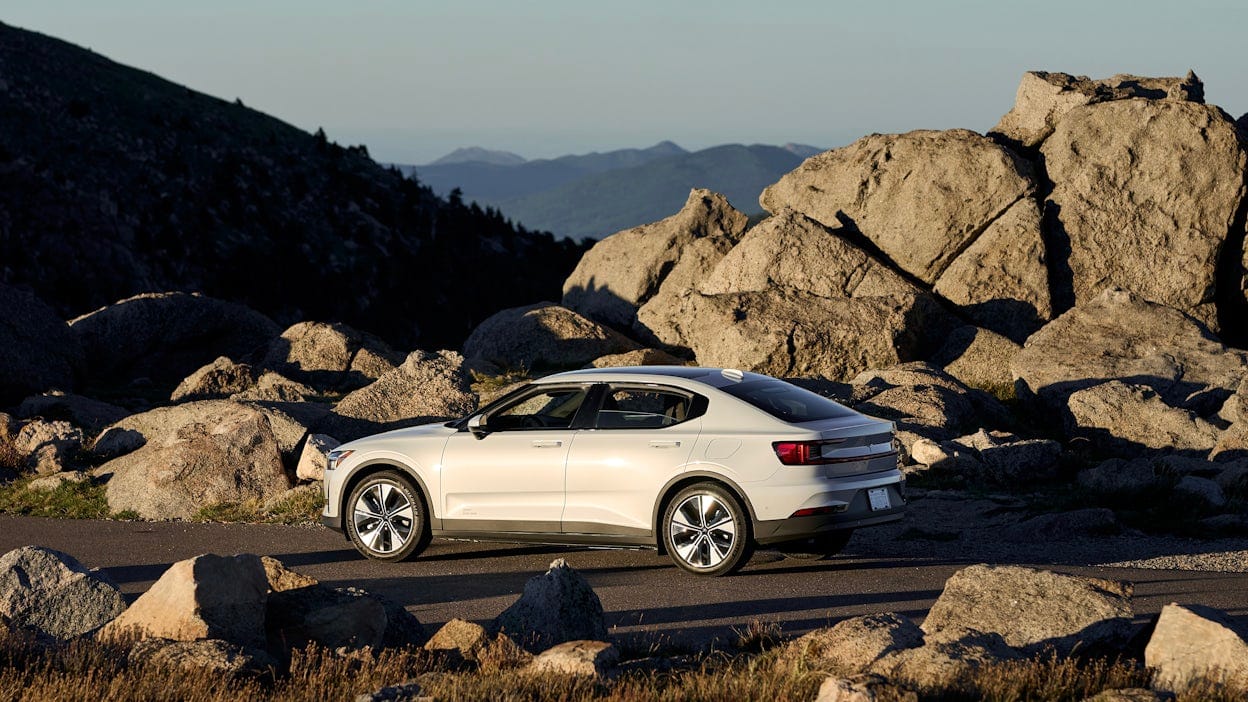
[{"x1": 6, "y1": 1, "x2": 1247, "y2": 164}]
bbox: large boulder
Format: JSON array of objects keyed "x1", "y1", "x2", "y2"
[
  {"x1": 638, "y1": 290, "x2": 950, "y2": 381},
  {"x1": 329, "y1": 350, "x2": 476, "y2": 438},
  {"x1": 95, "y1": 398, "x2": 311, "y2": 462},
  {"x1": 1065, "y1": 381, "x2": 1221, "y2": 456},
  {"x1": 100, "y1": 553, "x2": 268, "y2": 648},
  {"x1": 989, "y1": 70, "x2": 1204, "y2": 149},
  {"x1": 1011, "y1": 289, "x2": 1247, "y2": 412},
  {"x1": 562, "y1": 189, "x2": 747, "y2": 330},
  {"x1": 13, "y1": 419, "x2": 84, "y2": 475},
  {"x1": 16, "y1": 392, "x2": 129, "y2": 434},
  {"x1": 68, "y1": 292, "x2": 279, "y2": 393},
  {"x1": 170, "y1": 357, "x2": 259, "y2": 403},
  {"x1": 491, "y1": 559, "x2": 607, "y2": 653},
  {"x1": 425, "y1": 618, "x2": 490, "y2": 662},
  {"x1": 98, "y1": 402, "x2": 291, "y2": 519},
  {"x1": 786, "y1": 613, "x2": 923, "y2": 675},
  {"x1": 525, "y1": 640, "x2": 619, "y2": 677},
  {"x1": 0, "y1": 283, "x2": 81, "y2": 404},
  {"x1": 128, "y1": 638, "x2": 273, "y2": 678},
  {"x1": 922, "y1": 564, "x2": 1135, "y2": 656},
  {"x1": 850, "y1": 364, "x2": 1011, "y2": 452},
  {"x1": 0, "y1": 546, "x2": 126, "y2": 640},
  {"x1": 295, "y1": 434, "x2": 340, "y2": 483},
  {"x1": 760, "y1": 129, "x2": 1037, "y2": 287},
  {"x1": 1145, "y1": 603, "x2": 1248, "y2": 691},
  {"x1": 872, "y1": 628, "x2": 1019, "y2": 688},
  {"x1": 464, "y1": 303, "x2": 639, "y2": 370},
  {"x1": 266, "y1": 585, "x2": 387, "y2": 655},
  {"x1": 1040, "y1": 100, "x2": 1246, "y2": 330},
  {"x1": 930, "y1": 326, "x2": 1021, "y2": 393},
  {"x1": 262, "y1": 321, "x2": 403, "y2": 392}
]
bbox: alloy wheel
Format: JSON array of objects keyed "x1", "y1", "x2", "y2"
[
  {"x1": 668, "y1": 492, "x2": 738, "y2": 570},
  {"x1": 351, "y1": 480, "x2": 415, "y2": 555}
]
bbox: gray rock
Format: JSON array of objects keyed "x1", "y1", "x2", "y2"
[
  {"x1": 1041, "y1": 100, "x2": 1245, "y2": 330},
  {"x1": 1001, "y1": 509, "x2": 1119, "y2": 543},
  {"x1": 229, "y1": 372, "x2": 316, "y2": 403},
  {"x1": 638, "y1": 289, "x2": 950, "y2": 381},
  {"x1": 1174, "y1": 475, "x2": 1226, "y2": 508},
  {"x1": 562, "y1": 188, "x2": 747, "y2": 330},
  {"x1": 815, "y1": 673, "x2": 918, "y2": 702},
  {"x1": 128, "y1": 638, "x2": 274, "y2": 677},
  {"x1": 923, "y1": 564, "x2": 1135, "y2": 656},
  {"x1": 69, "y1": 292, "x2": 279, "y2": 394},
  {"x1": 14, "y1": 419, "x2": 84, "y2": 475},
  {"x1": 263, "y1": 321, "x2": 404, "y2": 392},
  {"x1": 990, "y1": 70, "x2": 1204, "y2": 148},
  {"x1": 491, "y1": 558, "x2": 607, "y2": 653},
  {"x1": 1077, "y1": 458, "x2": 1165, "y2": 494},
  {"x1": 872, "y1": 628, "x2": 1019, "y2": 688},
  {"x1": 1145, "y1": 603, "x2": 1248, "y2": 691},
  {"x1": 588, "y1": 348, "x2": 684, "y2": 368},
  {"x1": 26, "y1": 471, "x2": 90, "y2": 492},
  {"x1": 99, "y1": 402, "x2": 291, "y2": 520},
  {"x1": 760, "y1": 129, "x2": 1036, "y2": 286},
  {"x1": 851, "y1": 364, "x2": 1006, "y2": 443},
  {"x1": 266, "y1": 584, "x2": 388, "y2": 655},
  {"x1": 261, "y1": 556, "x2": 320, "y2": 593},
  {"x1": 0, "y1": 283, "x2": 82, "y2": 404},
  {"x1": 330, "y1": 350, "x2": 476, "y2": 439},
  {"x1": 100, "y1": 553, "x2": 268, "y2": 647},
  {"x1": 930, "y1": 326, "x2": 1022, "y2": 393},
  {"x1": 1212, "y1": 422, "x2": 1248, "y2": 463},
  {"x1": 170, "y1": 357, "x2": 259, "y2": 402},
  {"x1": 0, "y1": 545, "x2": 126, "y2": 640},
  {"x1": 425, "y1": 618, "x2": 489, "y2": 662},
  {"x1": 1012, "y1": 289, "x2": 1247, "y2": 412},
  {"x1": 294, "y1": 434, "x2": 340, "y2": 483},
  {"x1": 16, "y1": 392, "x2": 129, "y2": 435},
  {"x1": 464, "y1": 303, "x2": 639, "y2": 371},
  {"x1": 525, "y1": 640, "x2": 619, "y2": 677},
  {"x1": 785, "y1": 613, "x2": 923, "y2": 675},
  {"x1": 1065, "y1": 381, "x2": 1221, "y2": 456},
  {"x1": 953, "y1": 429, "x2": 1062, "y2": 483}
]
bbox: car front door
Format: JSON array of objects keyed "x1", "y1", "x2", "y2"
[
  {"x1": 562, "y1": 384, "x2": 702, "y2": 537},
  {"x1": 439, "y1": 383, "x2": 594, "y2": 533}
]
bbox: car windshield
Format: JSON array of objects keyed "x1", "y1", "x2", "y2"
[{"x1": 721, "y1": 379, "x2": 859, "y2": 423}]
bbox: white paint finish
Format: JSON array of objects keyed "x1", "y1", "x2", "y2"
[
  {"x1": 704, "y1": 438, "x2": 741, "y2": 460},
  {"x1": 438, "y1": 429, "x2": 572, "y2": 524}
]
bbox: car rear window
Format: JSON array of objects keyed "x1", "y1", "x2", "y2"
[{"x1": 721, "y1": 379, "x2": 859, "y2": 423}]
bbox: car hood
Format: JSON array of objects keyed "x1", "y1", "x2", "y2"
[{"x1": 338, "y1": 420, "x2": 459, "y2": 452}]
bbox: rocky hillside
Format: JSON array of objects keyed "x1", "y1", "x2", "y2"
[{"x1": 0, "y1": 22, "x2": 585, "y2": 350}]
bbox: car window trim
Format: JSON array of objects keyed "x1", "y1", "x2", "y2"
[
  {"x1": 587, "y1": 382, "x2": 706, "y2": 431},
  {"x1": 483, "y1": 381, "x2": 598, "y2": 433}
]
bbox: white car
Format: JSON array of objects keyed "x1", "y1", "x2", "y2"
[{"x1": 321, "y1": 367, "x2": 905, "y2": 576}]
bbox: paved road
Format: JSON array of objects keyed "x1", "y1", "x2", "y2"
[{"x1": 4, "y1": 514, "x2": 1246, "y2": 648}]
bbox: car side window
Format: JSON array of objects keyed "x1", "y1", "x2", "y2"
[
  {"x1": 595, "y1": 388, "x2": 692, "y2": 429},
  {"x1": 489, "y1": 387, "x2": 588, "y2": 431}
]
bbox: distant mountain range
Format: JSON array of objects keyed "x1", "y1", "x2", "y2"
[{"x1": 395, "y1": 141, "x2": 824, "y2": 240}]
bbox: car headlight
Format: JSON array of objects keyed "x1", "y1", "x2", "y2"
[{"x1": 326, "y1": 449, "x2": 353, "y2": 471}]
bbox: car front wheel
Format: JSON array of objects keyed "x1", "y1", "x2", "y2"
[
  {"x1": 662, "y1": 482, "x2": 753, "y2": 576},
  {"x1": 776, "y1": 529, "x2": 854, "y2": 560},
  {"x1": 346, "y1": 470, "x2": 429, "y2": 562}
]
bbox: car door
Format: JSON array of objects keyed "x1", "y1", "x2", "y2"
[
  {"x1": 439, "y1": 383, "x2": 594, "y2": 533},
  {"x1": 562, "y1": 384, "x2": 702, "y2": 536}
]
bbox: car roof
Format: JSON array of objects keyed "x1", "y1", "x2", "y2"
[{"x1": 536, "y1": 366, "x2": 774, "y2": 391}]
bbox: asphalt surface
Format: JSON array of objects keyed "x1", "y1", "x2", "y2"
[{"x1": 3, "y1": 514, "x2": 1246, "y2": 648}]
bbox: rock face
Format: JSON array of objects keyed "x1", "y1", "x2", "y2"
[
  {"x1": 760, "y1": 129, "x2": 1036, "y2": 287},
  {"x1": 1065, "y1": 381, "x2": 1221, "y2": 455},
  {"x1": 491, "y1": 559, "x2": 607, "y2": 652},
  {"x1": 14, "y1": 419, "x2": 84, "y2": 475},
  {"x1": 331, "y1": 350, "x2": 476, "y2": 433},
  {"x1": 930, "y1": 326, "x2": 1021, "y2": 391},
  {"x1": 0, "y1": 283, "x2": 82, "y2": 404},
  {"x1": 562, "y1": 189, "x2": 748, "y2": 330},
  {"x1": 525, "y1": 640, "x2": 619, "y2": 677},
  {"x1": 1145, "y1": 603, "x2": 1248, "y2": 690},
  {"x1": 69, "y1": 292, "x2": 280, "y2": 392},
  {"x1": 295, "y1": 434, "x2": 340, "y2": 482},
  {"x1": 16, "y1": 392, "x2": 129, "y2": 434},
  {"x1": 788, "y1": 613, "x2": 923, "y2": 675},
  {"x1": 873, "y1": 628, "x2": 1019, "y2": 687},
  {"x1": 263, "y1": 321, "x2": 403, "y2": 391},
  {"x1": 99, "y1": 402, "x2": 291, "y2": 519},
  {"x1": 0, "y1": 546, "x2": 127, "y2": 640},
  {"x1": 464, "y1": 303, "x2": 639, "y2": 370},
  {"x1": 128, "y1": 638, "x2": 271, "y2": 677},
  {"x1": 922, "y1": 564, "x2": 1135, "y2": 656},
  {"x1": 100, "y1": 553, "x2": 268, "y2": 647},
  {"x1": 990, "y1": 70, "x2": 1205, "y2": 148},
  {"x1": 1041, "y1": 100, "x2": 1246, "y2": 329},
  {"x1": 1012, "y1": 289, "x2": 1247, "y2": 411},
  {"x1": 170, "y1": 357, "x2": 259, "y2": 403},
  {"x1": 588, "y1": 348, "x2": 684, "y2": 368},
  {"x1": 639, "y1": 290, "x2": 949, "y2": 381}
]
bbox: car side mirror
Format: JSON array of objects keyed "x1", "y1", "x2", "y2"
[{"x1": 467, "y1": 414, "x2": 488, "y2": 439}]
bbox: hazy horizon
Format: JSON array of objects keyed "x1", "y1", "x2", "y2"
[{"x1": 6, "y1": 1, "x2": 1246, "y2": 164}]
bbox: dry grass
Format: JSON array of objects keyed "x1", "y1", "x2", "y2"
[{"x1": 193, "y1": 487, "x2": 325, "y2": 526}]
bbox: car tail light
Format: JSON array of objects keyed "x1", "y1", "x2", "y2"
[{"x1": 772, "y1": 440, "x2": 845, "y2": 465}]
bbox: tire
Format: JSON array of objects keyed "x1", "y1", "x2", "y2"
[
  {"x1": 345, "y1": 470, "x2": 430, "y2": 562},
  {"x1": 777, "y1": 529, "x2": 854, "y2": 561},
  {"x1": 662, "y1": 482, "x2": 753, "y2": 576}
]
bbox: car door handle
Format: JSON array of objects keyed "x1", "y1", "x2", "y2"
[
  {"x1": 649, "y1": 440, "x2": 681, "y2": 448},
  {"x1": 531, "y1": 440, "x2": 562, "y2": 448}
]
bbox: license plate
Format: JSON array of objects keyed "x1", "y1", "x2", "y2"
[{"x1": 868, "y1": 487, "x2": 891, "y2": 511}]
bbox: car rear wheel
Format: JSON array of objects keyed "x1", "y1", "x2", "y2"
[
  {"x1": 776, "y1": 529, "x2": 854, "y2": 560},
  {"x1": 662, "y1": 482, "x2": 753, "y2": 576},
  {"x1": 346, "y1": 470, "x2": 429, "y2": 562}
]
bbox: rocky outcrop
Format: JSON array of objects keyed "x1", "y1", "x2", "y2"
[
  {"x1": 1065, "y1": 381, "x2": 1221, "y2": 455},
  {"x1": 1145, "y1": 603, "x2": 1248, "y2": 691},
  {"x1": 759, "y1": 129, "x2": 1038, "y2": 288},
  {"x1": 787, "y1": 613, "x2": 923, "y2": 675},
  {"x1": 263, "y1": 321, "x2": 403, "y2": 392},
  {"x1": 98, "y1": 402, "x2": 291, "y2": 519},
  {"x1": 329, "y1": 350, "x2": 476, "y2": 439},
  {"x1": 1011, "y1": 289, "x2": 1247, "y2": 412},
  {"x1": 0, "y1": 283, "x2": 82, "y2": 404},
  {"x1": 930, "y1": 326, "x2": 1021, "y2": 392},
  {"x1": 922, "y1": 564, "x2": 1135, "y2": 656},
  {"x1": 989, "y1": 70, "x2": 1205, "y2": 148},
  {"x1": 16, "y1": 392, "x2": 129, "y2": 434},
  {"x1": 464, "y1": 303, "x2": 639, "y2": 370},
  {"x1": 915, "y1": 429, "x2": 1062, "y2": 484},
  {"x1": 1041, "y1": 100, "x2": 1246, "y2": 330},
  {"x1": 639, "y1": 290, "x2": 949, "y2": 381},
  {"x1": 100, "y1": 553, "x2": 268, "y2": 647},
  {"x1": 69, "y1": 292, "x2": 280, "y2": 394},
  {"x1": 562, "y1": 189, "x2": 747, "y2": 330},
  {"x1": 0, "y1": 546, "x2": 126, "y2": 640},
  {"x1": 491, "y1": 559, "x2": 607, "y2": 653},
  {"x1": 13, "y1": 419, "x2": 84, "y2": 475},
  {"x1": 170, "y1": 357, "x2": 259, "y2": 403},
  {"x1": 229, "y1": 372, "x2": 316, "y2": 403}
]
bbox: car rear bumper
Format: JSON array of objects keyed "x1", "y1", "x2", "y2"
[{"x1": 751, "y1": 480, "x2": 906, "y2": 545}]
